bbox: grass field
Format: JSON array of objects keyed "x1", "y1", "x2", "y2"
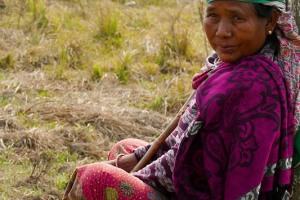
[{"x1": 0, "y1": 0, "x2": 209, "y2": 199}]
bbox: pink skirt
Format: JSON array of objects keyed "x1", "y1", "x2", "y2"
[{"x1": 63, "y1": 138, "x2": 168, "y2": 200}]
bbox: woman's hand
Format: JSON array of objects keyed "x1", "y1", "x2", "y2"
[{"x1": 106, "y1": 153, "x2": 138, "y2": 173}]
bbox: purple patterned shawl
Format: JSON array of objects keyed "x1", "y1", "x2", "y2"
[{"x1": 173, "y1": 55, "x2": 294, "y2": 199}]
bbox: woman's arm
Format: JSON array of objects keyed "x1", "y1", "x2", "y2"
[{"x1": 134, "y1": 97, "x2": 198, "y2": 161}]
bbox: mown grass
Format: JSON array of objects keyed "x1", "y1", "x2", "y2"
[{"x1": 0, "y1": 0, "x2": 209, "y2": 199}]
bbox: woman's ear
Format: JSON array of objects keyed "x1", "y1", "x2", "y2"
[{"x1": 266, "y1": 9, "x2": 279, "y2": 33}]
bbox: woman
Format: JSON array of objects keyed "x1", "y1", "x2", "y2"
[{"x1": 63, "y1": 0, "x2": 300, "y2": 199}]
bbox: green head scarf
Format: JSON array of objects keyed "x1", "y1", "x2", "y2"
[{"x1": 205, "y1": 0, "x2": 286, "y2": 10}]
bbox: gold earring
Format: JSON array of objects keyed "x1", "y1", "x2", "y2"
[{"x1": 268, "y1": 30, "x2": 272, "y2": 35}]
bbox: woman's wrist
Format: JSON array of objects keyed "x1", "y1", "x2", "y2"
[
  {"x1": 115, "y1": 153, "x2": 138, "y2": 172},
  {"x1": 115, "y1": 154, "x2": 125, "y2": 168}
]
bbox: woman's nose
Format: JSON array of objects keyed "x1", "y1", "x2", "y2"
[{"x1": 216, "y1": 20, "x2": 232, "y2": 38}]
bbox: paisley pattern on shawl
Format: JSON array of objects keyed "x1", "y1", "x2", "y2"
[{"x1": 173, "y1": 55, "x2": 294, "y2": 200}]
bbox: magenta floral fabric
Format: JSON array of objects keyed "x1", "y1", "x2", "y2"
[{"x1": 173, "y1": 55, "x2": 294, "y2": 199}]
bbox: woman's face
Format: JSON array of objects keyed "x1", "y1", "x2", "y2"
[{"x1": 204, "y1": 1, "x2": 269, "y2": 63}]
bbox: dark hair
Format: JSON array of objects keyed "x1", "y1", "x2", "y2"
[{"x1": 252, "y1": 3, "x2": 281, "y2": 56}]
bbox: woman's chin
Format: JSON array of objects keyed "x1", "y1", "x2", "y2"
[
  {"x1": 219, "y1": 57, "x2": 238, "y2": 63},
  {"x1": 218, "y1": 54, "x2": 242, "y2": 63}
]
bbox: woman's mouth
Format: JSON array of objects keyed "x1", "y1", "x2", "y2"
[{"x1": 218, "y1": 45, "x2": 237, "y2": 53}]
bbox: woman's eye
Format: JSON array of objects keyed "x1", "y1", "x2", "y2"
[
  {"x1": 206, "y1": 13, "x2": 218, "y2": 18},
  {"x1": 206, "y1": 13, "x2": 219, "y2": 21},
  {"x1": 233, "y1": 16, "x2": 243, "y2": 21}
]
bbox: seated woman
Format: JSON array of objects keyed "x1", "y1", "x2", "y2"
[{"x1": 63, "y1": 0, "x2": 300, "y2": 199}]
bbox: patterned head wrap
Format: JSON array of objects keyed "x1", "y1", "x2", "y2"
[{"x1": 273, "y1": 9, "x2": 300, "y2": 168}]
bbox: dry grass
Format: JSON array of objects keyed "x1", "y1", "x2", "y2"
[
  {"x1": 0, "y1": 0, "x2": 208, "y2": 199},
  {"x1": 0, "y1": 67, "x2": 172, "y2": 199}
]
